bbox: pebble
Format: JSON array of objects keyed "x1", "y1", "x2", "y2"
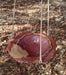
[
  {"x1": 54, "y1": 63, "x2": 64, "y2": 71},
  {"x1": 45, "y1": 72, "x2": 49, "y2": 75},
  {"x1": 56, "y1": 45, "x2": 63, "y2": 50},
  {"x1": 62, "y1": 41, "x2": 66, "y2": 45}
]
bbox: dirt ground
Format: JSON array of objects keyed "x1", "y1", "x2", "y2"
[{"x1": 0, "y1": 0, "x2": 66, "y2": 75}]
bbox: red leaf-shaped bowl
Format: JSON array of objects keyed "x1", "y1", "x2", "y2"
[{"x1": 7, "y1": 31, "x2": 56, "y2": 63}]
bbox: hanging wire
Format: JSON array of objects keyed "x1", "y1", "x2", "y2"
[
  {"x1": 26, "y1": 5, "x2": 29, "y2": 26},
  {"x1": 47, "y1": 0, "x2": 50, "y2": 35},
  {"x1": 12, "y1": 0, "x2": 16, "y2": 39},
  {"x1": 39, "y1": 0, "x2": 43, "y2": 63}
]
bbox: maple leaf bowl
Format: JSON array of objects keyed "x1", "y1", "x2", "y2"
[{"x1": 7, "y1": 31, "x2": 56, "y2": 63}]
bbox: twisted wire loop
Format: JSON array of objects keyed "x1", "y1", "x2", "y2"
[{"x1": 12, "y1": 0, "x2": 16, "y2": 39}]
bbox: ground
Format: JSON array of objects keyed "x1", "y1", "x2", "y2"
[{"x1": 0, "y1": 0, "x2": 66, "y2": 75}]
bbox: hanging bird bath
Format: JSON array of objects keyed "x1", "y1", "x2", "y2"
[{"x1": 7, "y1": 31, "x2": 56, "y2": 63}]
